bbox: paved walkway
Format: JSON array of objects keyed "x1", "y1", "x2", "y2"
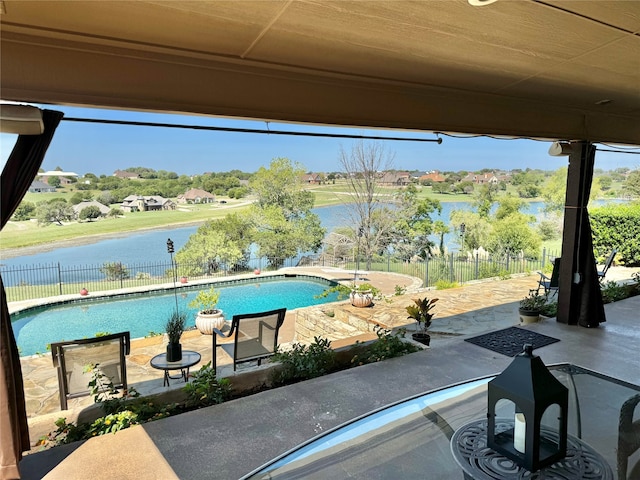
[{"x1": 16, "y1": 265, "x2": 639, "y2": 454}]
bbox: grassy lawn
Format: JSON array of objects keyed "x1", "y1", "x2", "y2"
[{"x1": 0, "y1": 202, "x2": 248, "y2": 250}]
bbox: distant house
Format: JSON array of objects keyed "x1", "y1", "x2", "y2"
[
  {"x1": 301, "y1": 173, "x2": 323, "y2": 184},
  {"x1": 121, "y1": 195, "x2": 176, "y2": 212},
  {"x1": 419, "y1": 171, "x2": 446, "y2": 183},
  {"x1": 462, "y1": 172, "x2": 499, "y2": 185},
  {"x1": 113, "y1": 170, "x2": 141, "y2": 179},
  {"x1": 177, "y1": 188, "x2": 216, "y2": 204},
  {"x1": 28, "y1": 180, "x2": 56, "y2": 193},
  {"x1": 38, "y1": 171, "x2": 79, "y2": 184},
  {"x1": 73, "y1": 201, "x2": 110, "y2": 218},
  {"x1": 379, "y1": 171, "x2": 410, "y2": 186}
]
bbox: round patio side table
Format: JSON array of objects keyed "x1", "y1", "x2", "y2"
[{"x1": 150, "y1": 350, "x2": 201, "y2": 387}]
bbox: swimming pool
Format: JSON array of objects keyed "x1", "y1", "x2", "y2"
[{"x1": 11, "y1": 275, "x2": 340, "y2": 357}]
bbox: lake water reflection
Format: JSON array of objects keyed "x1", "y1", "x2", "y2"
[{"x1": 1, "y1": 201, "x2": 552, "y2": 269}]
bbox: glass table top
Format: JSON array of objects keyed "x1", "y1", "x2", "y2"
[{"x1": 244, "y1": 364, "x2": 640, "y2": 479}]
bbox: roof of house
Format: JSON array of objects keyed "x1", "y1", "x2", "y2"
[
  {"x1": 72, "y1": 201, "x2": 110, "y2": 214},
  {"x1": 180, "y1": 188, "x2": 215, "y2": 200},
  {"x1": 29, "y1": 180, "x2": 54, "y2": 189}
]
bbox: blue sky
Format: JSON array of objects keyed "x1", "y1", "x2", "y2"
[{"x1": 1, "y1": 104, "x2": 637, "y2": 176}]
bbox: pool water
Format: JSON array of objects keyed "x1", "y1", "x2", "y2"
[{"x1": 11, "y1": 277, "x2": 340, "y2": 357}]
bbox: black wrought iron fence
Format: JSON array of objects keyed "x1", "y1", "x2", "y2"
[{"x1": 1, "y1": 248, "x2": 558, "y2": 303}]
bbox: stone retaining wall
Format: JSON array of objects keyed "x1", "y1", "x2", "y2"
[{"x1": 295, "y1": 304, "x2": 376, "y2": 344}]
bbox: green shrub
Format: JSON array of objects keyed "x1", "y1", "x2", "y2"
[
  {"x1": 601, "y1": 280, "x2": 629, "y2": 304},
  {"x1": 271, "y1": 337, "x2": 337, "y2": 386},
  {"x1": 350, "y1": 326, "x2": 419, "y2": 365},
  {"x1": 183, "y1": 361, "x2": 232, "y2": 408},
  {"x1": 435, "y1": 279, "x2": 458, "y2": 290},
  {"x1": 591, "y1": 202, "x2": 640, "y2": 266}
]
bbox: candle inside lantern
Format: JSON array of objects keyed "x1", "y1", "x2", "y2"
[{"x1": 514, "y1": 413, "x2": 526, "y2": 453}]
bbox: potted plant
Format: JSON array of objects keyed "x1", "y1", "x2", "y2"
[
  {"x1": 189, "y1": 287, "x2": 225, "y2": 334},
  {"x1": 165, "y1": 310, "x2": 186, "y2": 362},
  {"x1": 406, "y1": 297, "x2": 439, "y2": 346},
  {"x1": 350, "y1": 283, "x2": 380, "y2": 308},
  {"x1": 518, "y1": 291, "x2": 546, "y2": 324}
]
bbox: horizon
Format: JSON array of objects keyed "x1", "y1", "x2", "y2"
[{"x1": 1, "y1": 104, "x2": 638, "y2": 176}]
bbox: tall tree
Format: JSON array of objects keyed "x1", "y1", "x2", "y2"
[
  {"x1": 249, "y1": 158, "x2": 325, "y2": 267},
  {"x1": 338, "y1": 141, "x2": 396, "y2": 268}
]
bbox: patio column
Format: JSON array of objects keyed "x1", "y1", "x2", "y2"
[{"x1": 556, "y1": 141, "x2": 605, "y2": 327}]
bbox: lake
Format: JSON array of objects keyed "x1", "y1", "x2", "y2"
[{"x1": 0, "y1": 201, "x2": 546, "y2": 271}]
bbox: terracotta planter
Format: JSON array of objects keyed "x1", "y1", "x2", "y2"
[
  {"x1": 350, "y1": 290, "x2": 374, "y2": 308},
  {"x1": 195, "y1": 310, "x2": 225, "y2": 335},
  {"x1": 518, "y1": 308, "x2": 540, "y2": 324}
]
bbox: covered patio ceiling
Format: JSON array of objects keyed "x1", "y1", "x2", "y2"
[{"x1": 1, "y1": 0, "x2": 639, "y2": 147}]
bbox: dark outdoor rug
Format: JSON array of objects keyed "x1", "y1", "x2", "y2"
[{"x1": 464, "y1": 326, "x2": 560, "y2": 357}]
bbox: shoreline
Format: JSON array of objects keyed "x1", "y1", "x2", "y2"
[{"x1": 0, "y1": 221, "x2": 205, "y2": 260}]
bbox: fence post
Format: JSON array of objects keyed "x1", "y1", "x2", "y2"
[
  {"x1": 58, "y1": 262, "x2": 63, "y2": 296},
  {"x1": 449, "y1": 253, "x2": 455, "y2": 283},
  {"x1": 542, "y1": 247, "x2": 546, "y2": 269},
  {"x1": 506, "y1": 255, "x2": 510, "y2": 272},
  {"x1": 425, "y1": 256, "x2": 429, "y2": 288},
  {"x1": 387, "y1": 251, "x2": 391, "y2": 272},
  {"x1": 475, "y1": 253, "x2": 479, "y2": 280}
]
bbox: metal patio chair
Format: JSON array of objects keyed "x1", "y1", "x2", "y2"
[
  {"x1": 618, "y1": 393, "x2": 640, "y2": 479},
  {"x1": 597, "y1": 249, "x2": 617, "y2": 284},
  {"x1": 536, "y1": 257, "x2": 560, "y2": 298},
  {"x1": 213, "y1": 308, "x2": 287, "y2": 371},
  {"x1": 51, "y1": 331, "x2": 130, "y2": 410}
]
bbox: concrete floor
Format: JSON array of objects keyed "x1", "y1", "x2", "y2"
[{"x1": 18, "y1": 268, "x2": 640, "y2": 479}]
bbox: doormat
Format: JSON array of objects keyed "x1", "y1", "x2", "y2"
[{"x1": 464, "y1": 327, "x2": 560, "y2": 357}]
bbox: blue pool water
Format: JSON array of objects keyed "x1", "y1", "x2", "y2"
[{"x1": 11, "y1": 277, "x2": 340, "y2": 357}]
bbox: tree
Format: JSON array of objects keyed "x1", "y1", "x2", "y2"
[
  {"x1": 176, "y1": 214, "x2": 254, "y2": 274},
  {"x1": 79, "y1": 206, "x2": 102, "y2": 222},
  {"x1": 432, "y1": 220, "x2": 450, "y2": 256},
  {"x1": 473, "y1": 184, "x2": 499, "y2": 218},
  {"x1": 487, "y1": 213, "x2": 541, "y2": 258},
  {"x1": 108, "y1": 207, "x2": 123, "y2": 218},
  {"x1": 35, "y1": 200, "x2": 74, "y2": 226},
  {"x1": 387, "y1": 185, "x2": 441, "y2": 260},
  {"x1": 100, "y1": 262, "x2": 130, "y2": 281},
  {"x1": 540, "y1": 167, "x2": 567, "y2": 213},
  {"x1": 248, "y1": 158, "x2": 325, "y2": 267},
  {"x1": 449, "y1": 209, "x2": 491, "y2": 251},
  {"x1": 624, "y1": 170, "x2": 640, "y2": 197},
  {"x1": 338, "y1": 141, "x2": 396, "y2": 269},
  {"x1": 47, "y1": 176, "x2": 61, "y2": 187},
  {"x1": 11, "y1": 202, "x2": 36, "y2": 221}
]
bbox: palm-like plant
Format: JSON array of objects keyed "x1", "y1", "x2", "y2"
[{"x1": 406, "y1": 297, "x2": 439, "y2": 333}]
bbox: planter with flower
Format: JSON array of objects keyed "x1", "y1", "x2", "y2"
[
  {"x1": 518, "y1": 291, "x2": 547, "y2": 324},
  {"x1": 165, "y1": 311, "x2": 186, "y2": 362},
  {"x1": 189, "y1": 287, "x2": 225, "y2": 334},
  {"x1": 406, "y1": 297, "x2": 439, "y2": 346}
]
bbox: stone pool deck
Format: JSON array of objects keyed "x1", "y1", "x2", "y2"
[{"x1": 14, "y1": 266, "x2": 639, "y2": 458}]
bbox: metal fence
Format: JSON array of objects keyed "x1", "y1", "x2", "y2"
[{"x1": 1, "y1": 249, "x2": 558, "y2": 303}]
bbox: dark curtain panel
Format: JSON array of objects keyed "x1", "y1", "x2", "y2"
[
  {"x1": 576, "y1": 145, "x2": 605, "y2": 327},
  {"x1": 1, "y1": 109, "x2": 63, "y2": 480}
]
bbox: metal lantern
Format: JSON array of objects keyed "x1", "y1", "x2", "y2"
[{"x1": 487, "y1": 344, "x2": 568, "y2": 472}]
